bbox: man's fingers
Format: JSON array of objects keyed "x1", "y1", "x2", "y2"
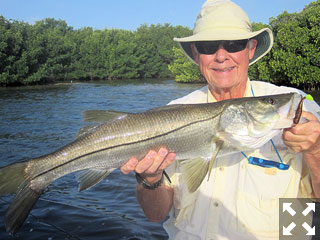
[
  {"x1": 283, "y1": 128, "x2": 305, "y2": 142},
  {"x1": 144, "y1": 148, "x2": 169, "y2": 173},
  {"x1": 301, "y1": 111, "x2": 318, "y2": 121},
  {"x1": 120, "y1": 157, "x2": 139, "y2": 174},
  {"x1": 159, "y1": 152, "x2": 176, "y2": 171},
  {"x1": 121, "y1": 148, "x2": 176, "y2": 176},
  {"x1": 135, "y1": 150, "x2": 157, "y2": 173},
  {"x1": 283, "y1": 111, "x2": 320, "y2": 153}
]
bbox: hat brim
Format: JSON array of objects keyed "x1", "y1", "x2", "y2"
[{"x1": 174, "y1": 28, "x2": 273, "y2": 65}]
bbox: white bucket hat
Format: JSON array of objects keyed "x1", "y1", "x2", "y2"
[{"x1": 174, "y1": 0, "x2": 273, "y2": 65}]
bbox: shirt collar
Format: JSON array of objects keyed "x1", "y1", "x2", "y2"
[{"x1": 207, "y1": 79, "x2": 253, "y2": 103}]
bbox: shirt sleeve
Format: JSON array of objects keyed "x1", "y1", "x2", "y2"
[{"x1": 298, "y1": 159, "x2": 315, "y2": 199}]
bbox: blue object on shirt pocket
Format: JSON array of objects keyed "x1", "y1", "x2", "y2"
[{"x1": 248, "y1": 156, "x2": 290, "y2": 170}]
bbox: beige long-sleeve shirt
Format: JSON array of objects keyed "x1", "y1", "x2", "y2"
[{"x1": 163, "y1": 80, "x2": 320, "y2": 240}]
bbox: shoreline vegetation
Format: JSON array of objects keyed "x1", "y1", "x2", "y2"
[{"x1": 0, "y1": 0, "x2": 319, "y2": 89}]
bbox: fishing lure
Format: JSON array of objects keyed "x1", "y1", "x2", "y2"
[{"x1": 293, "y1": 94, "x2": 313, "y2": 124}]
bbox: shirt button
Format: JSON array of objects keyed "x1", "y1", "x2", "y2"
[
  {"x1": 214, "y1": 202, "x2": 219, "y2": 207},
  {"x1": 219, "y1": 167, "x2": 224, "y2": 171}
]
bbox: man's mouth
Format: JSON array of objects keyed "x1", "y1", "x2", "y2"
[{"x1": 213, "y1": 67, "x2": 234, "y2": 72}]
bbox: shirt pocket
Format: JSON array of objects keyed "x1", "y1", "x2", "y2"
[
  {"x1": 234, "y1": 160, "x2": 297, "y2": 235},
  {"x1": 242, "y1": 162, "x2": 296, "y2": 199}
]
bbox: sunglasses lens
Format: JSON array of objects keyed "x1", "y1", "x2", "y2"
[
  {"x1": 195, "y1": 40, "x2": 249, "y2": 54},
  {"x1": 195, "y1": 41, "x2": 219, "y2": 54},
  {"x1": 224, "y1": 40, "x2": 248, "y2": 53}
]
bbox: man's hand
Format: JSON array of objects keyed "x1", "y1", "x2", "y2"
[
  {"x1": 283, "y1": 111, "x2": 320, "y2": 197},
  {"x1": 120, "y1": 148, "x2": 176, "y2": 184},
  {"x1": 283, "y1": 111, "x2": 320, "y2": 155}
]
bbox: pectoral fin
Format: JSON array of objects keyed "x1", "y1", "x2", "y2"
[
  {"x1": 77, "y1": 168, "x2": 115, "y2": 192},
  {"x1": 179, "y1": 157, "x2": 210, "y2": 193},
  {"x1": 179, "y1": 140, "x2": 223, "y2": 193}
]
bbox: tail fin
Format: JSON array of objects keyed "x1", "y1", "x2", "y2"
[
  {"x1": 6, "y1": 183, "x2": 41, "y2": 234},
  {"x1": 0, "y1": 162, "x2": 27, "y2": 195},
  {"x1": 0, "y1": 162, "x2": 41, "y2": 235}
]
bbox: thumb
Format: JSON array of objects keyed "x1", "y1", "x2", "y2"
[{"x1": 300, "y1": 111, "x2": 318, "y2": 122}]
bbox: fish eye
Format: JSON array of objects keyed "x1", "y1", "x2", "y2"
[
  {"x1": 268, "y1": 98, "x2": 276, "y2": 105},
  {"x1": 261, "y1": 97, "x2": 276, "y2": 105}
]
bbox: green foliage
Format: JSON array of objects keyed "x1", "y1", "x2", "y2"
[
  {"x1": 0, "y1": 0, "x2": 319, "y2": 88},
  {"x1": 248, "y1": 22, "x2": 275, "y2": 83},
  {"x1": 168, "y1": 47, "x2": 203, "y2": 82},
  {"x1": 0, "y1": 18, "x2": 192, "y2": 86},
  {"x1": 134, "y1": 23, "x2": 192, "y2": 79},
  {"x1": 249, "y1": 0, "x2": 320, "y2": 90}
]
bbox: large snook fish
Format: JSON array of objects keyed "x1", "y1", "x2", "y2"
[{"x1": 0, "y1": 92, "x2": 303, "y2": 234}]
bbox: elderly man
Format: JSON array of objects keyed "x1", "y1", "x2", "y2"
[{"x1": 121, "y1": 0, "x2": 320, "y2": 239}]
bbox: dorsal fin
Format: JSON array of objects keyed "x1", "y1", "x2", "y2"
[
  {"x1": 76, "y1": 110, "x2": 131, "y2": 139},
  {"x1": 82, "y1": 110, "x2": 129, "y2": 123},
  {"x1": 145, "y1": 104, "x2": 185, "y2": 113},
  {"x1": 75, "y1": 124, "x2": 98, "y2": 139}
]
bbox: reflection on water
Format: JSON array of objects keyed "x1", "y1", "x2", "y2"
[{"x1": 0, "y1": 80, "x2": 319, "y2": 240}]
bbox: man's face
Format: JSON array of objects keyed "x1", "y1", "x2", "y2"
[{"x1": 193, "y1": 40, "x2": 257, "y2": 97}]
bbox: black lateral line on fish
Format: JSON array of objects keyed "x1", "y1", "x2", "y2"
[{"x1": 29, "y1": 112, "x2": 223, "y2": 181}]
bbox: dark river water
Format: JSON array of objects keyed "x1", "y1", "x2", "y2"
[
  {"x1": 0, "y1": 80, "x2": 205, "y2": 240},
  {"x1": 0, "y1": 80, "x2": 319, "y2": 240}
]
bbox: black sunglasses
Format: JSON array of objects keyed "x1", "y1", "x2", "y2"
[{"x1": 194, "y1": 39, "x2": 249, "y2": 55}]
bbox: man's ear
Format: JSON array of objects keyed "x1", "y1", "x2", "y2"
[
  {"x1": 248, "y1": 39, "x2": 258, "y2": 60},
  {"x1": 191, "y1": 43, "x2": 200, "y2": 64}
]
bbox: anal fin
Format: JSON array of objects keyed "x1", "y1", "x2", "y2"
[{"x1": 78, "y1": 168, "x2": 115, "y2": 192}]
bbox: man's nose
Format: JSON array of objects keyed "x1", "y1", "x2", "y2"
[{"x1": 214, "y1": 45, "x2": 229, "y2": 62}]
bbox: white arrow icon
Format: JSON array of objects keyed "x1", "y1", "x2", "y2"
[
  {"x1": 302, "y1": 222, "x2": 316, "y2": 236},
  {"x1": 302, "y1": 203, "x2": 315, "y2": 216},
  {"x1": 283, "y1": 202, "x2": 296, "y2": 216},
  {"x1": 283, "y1": 222, "x2": 296, "y2": 235}
]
